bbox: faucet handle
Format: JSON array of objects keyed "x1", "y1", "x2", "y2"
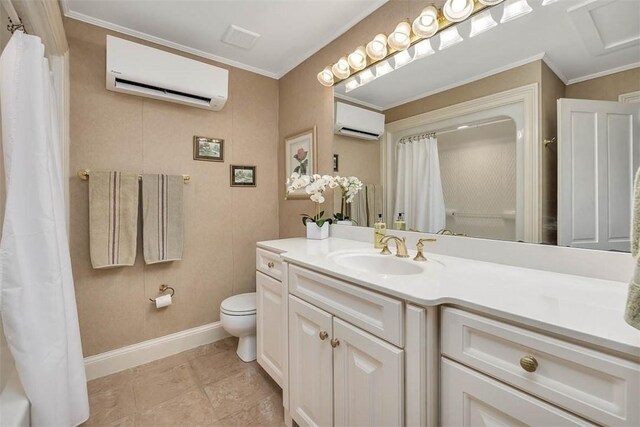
[
  {"x1": 414, "y1": 238, "x2": 437, "y2": 262},
  {"x1": 380, "y1": 242, "x2": 392, "y2": 255}
]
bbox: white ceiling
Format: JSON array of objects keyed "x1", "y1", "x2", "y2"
[
  {"x1": 61, "y1": 0, "x2": 388, "y2": 79},
  {"x1": 335, "y1": 0, "x2": 640, "y2": 110}
]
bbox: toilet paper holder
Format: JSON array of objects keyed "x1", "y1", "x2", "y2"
[{"x1": 149, "y1": 284, "x2": 175, "y2": 303}]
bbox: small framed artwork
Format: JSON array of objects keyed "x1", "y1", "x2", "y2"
[
  {"x1": 193, "y1": 136, "x2": 224, "y2": 162},
  {"x1": 333, "y1": 154, "x2": 339, "y2": 172},
  {"x1": 285, "y1": 126, "x2": 317, "y2": 199},
  {"x1": 230, "y1": 165, "x2": 256, "y2": 187}
]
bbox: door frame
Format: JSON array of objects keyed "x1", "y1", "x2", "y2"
[{"x1": 383, "y1": 83, "x2": 540, "y2": 243}]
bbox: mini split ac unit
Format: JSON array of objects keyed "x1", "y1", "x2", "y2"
[
  {"x1": 334, "y1": 101, "x2": 385, "y2": 140},
  {"x1": 106, "y1": 35, "x2": 228, "y2": 111}
]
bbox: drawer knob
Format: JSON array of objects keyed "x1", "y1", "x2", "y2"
[
  {"x1": 330, "y1": 338, "x2": 340, "y2": 348},
  {"x1": 319, "y1": 331, "x2": 328, "y2": 340},
  {"x1": 267, "y1": 261, "x2": 274, "y2": 268},
  {"x1": 520, "y1": 355, "x2": 538, "y2": 372}
]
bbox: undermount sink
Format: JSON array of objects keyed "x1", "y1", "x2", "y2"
[{"x1": 329, "y1": 251, "x2": 427, "y2": 276}]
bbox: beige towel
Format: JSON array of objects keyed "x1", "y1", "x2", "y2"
[
  {"x1": 89, "y1": 171, "x2": 139, "y2": 268},
  {"x1": 625, "y1": 168, "x2": 640, "y2": 330},
  {"x1": 142, "y1": 174, "x2": 184, "y2": 264}
]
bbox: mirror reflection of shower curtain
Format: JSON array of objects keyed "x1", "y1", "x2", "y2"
[{"x1": 394, "y1": 135, "x2": 446, "y2": 232}]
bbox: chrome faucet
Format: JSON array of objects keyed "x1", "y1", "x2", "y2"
[
  {"x1": 380, "y1": 235, "x2": 409, "y2": 258},
  {"x1": 414, "y1": 238, "x2": 437, "y2": 261}
]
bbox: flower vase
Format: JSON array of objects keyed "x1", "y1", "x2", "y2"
[{"x1": 306, "y1": 222, "x2": 329, "y2": 240}]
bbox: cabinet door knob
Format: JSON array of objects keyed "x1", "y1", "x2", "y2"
[
  {"x1": 267, "y1": 261, "x2": 274, "y2": 268},
  {"x1": 319, "y1": 331, "x2": 328, "y2": 340},
  {"x1": 330, "y1": 338, "x2": 340, "y2": 348},
  {"x1": 519, "y1": 355, "x2": 538, "y2": 372}
]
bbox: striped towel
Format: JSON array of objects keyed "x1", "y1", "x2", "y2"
[
  {"x1": 89, "y1": 171, "x2": 139, "y2": 268},
  {"x1": 142, "y1": 174, "x2": 184, "y2": 264}
]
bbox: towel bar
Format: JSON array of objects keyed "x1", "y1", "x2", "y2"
[{"x1": 77, "y1": 169, "x2": 190, "y2": 183}]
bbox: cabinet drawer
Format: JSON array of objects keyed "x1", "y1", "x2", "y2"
[
  {"x1": 441, "y1": 358, "x2": 596, "y2": 427},
  {"x1": 289, "y1": 265, "x2": 403, "y2": 346},
  {"x1": 256, "y1": 248, "x2": 284, "y2": 281},
  {"x1": 442, "y1": 307, "x2": 640, "y2": 426}
]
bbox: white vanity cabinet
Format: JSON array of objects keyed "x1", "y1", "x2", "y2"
[{"x1": 255, "y1": 248, "x2": 287, "y2": 388}]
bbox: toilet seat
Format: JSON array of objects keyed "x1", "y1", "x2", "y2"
[{"x1": 220, "y1": 292, "x2": 256, "y2": 316}]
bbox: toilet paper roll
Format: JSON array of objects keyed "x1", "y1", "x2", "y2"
[{"x1": 155, "y1": 294, "x2": 172, "y2": 309}]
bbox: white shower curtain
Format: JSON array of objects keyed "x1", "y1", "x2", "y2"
[
  {"x1": 0, "y1": 32, "x2": 89, "y2": 426},
  {"x1": 394, "y1": 134, "x2": 446, "y2": 232}
]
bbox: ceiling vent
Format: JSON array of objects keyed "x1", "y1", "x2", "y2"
[{"x1": 221, "y1": 24, "x2": 261, "y2": 49}]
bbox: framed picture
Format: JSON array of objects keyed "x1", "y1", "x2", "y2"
[
  {"x1": 285, "y1": 126, "x2": 317, "y2": 199},
  {"x1": 230, "y1": 165, "x2": 256, "y2": 187},
  {"x1": 333, "y1": 154, "x2": 339, "y2": 172},
  {"x1": 193, "y1": 136, "x2": 224, "y2": 162}
]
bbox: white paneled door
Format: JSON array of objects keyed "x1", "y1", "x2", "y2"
[
  {"x1": 558, "y1": 98, "x2": 640, "y2": 250},
  {"x1": 332, "y1": 318, "x2": 404, "y2": 427},
  {"x1": 288, "y1": 296, "x2": 333, "y2": 427}
]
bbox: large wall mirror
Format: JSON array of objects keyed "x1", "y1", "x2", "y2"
[{"x1": 332, "y1": 0, "x2": 640, "y2": 252}]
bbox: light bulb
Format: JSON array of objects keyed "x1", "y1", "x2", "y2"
[
  {"x1": 359, "y1": 69, "x2": 376, "y2": 85},
  {"x1": 332, "y1": 57, "x2": 350, "y2": 79},
  {"x1": 317, "y1": 66, "x2": 334, "y2": 87},
  {"x1": 393, "y1": 50, "x2": 413, "y2": 69},
  {"x1": 478, "y1": 0, "x2": 503, "y2": 5},
  {"x1": 413, "y1": 39, "x2": 435, "y2": 59},
  {"x1": 375, "y1": 60, "x2": 393, "y2": 77},
  {"x1": 412, "y1": 5, "x2": 439, "y2": 38},
  {"x1": 541, "y1": 0, "x2": 559, "y2": 4},
  {"x1": 388, "y1": 21, "x2": 412, "y2": 51},
  {"x1": 347, "y1": 46, "x2": 367, "y2": 71},
  {"x1": 439, "y1": 26, "x2": 463, "y2": 50},
  {"x1": 501, "y1": 0, "x2": 532, "y2": 22},
  {"x1": 469, "y1": 9, "x2": 497, "y2": 37},
  {"x1": 443, "y1": 0, "x2": 474, "y2": 22},
  {"x1": 366, "y1": 34, "x2": 388, "y2": 60},
  {"x1": 344, "y1": 76, "x2": 360, "y2": 93}
]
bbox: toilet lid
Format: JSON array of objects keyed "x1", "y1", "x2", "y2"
[{"x1": 221, "y1": 292, "x2": 256, "y2": 315}]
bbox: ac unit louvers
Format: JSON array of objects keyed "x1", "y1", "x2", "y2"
[
  {"x1": 334, "y1": 102, "x2": 385, "y2": 140},
  {"x1": 106, "y1": 35, "x2": 228, "y2": 111}
]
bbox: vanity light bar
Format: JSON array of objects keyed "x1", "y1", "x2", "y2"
[{"x1": 318, "y1": 0, "x2": 513, "y2": 88}]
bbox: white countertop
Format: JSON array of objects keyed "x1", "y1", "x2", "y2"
[{"x1": 258, "y1": 237, "x2": 640, "y2": 359}]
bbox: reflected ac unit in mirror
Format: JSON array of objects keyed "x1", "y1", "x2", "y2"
[{"x1": 334, "y1": 102, "x2": 385, "y2": 140}]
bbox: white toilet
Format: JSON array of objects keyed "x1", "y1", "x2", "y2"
[{"x1": 220, "y1": 292, "x2": 257, "y2": 362}]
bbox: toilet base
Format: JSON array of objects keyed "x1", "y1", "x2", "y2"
[{"x1": 236, "y1": 335, "x2": 256, "y2": 362}]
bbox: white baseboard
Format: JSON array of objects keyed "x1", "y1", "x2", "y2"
[{"x1": 84, "y1": 322, "x2": 230, "y2": 381}]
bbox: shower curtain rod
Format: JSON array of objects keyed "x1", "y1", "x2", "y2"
[{"x1": 401, "y1": 117, "x2": 513, "y2": 142}]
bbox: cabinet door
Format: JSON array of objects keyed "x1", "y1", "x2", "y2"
[
  {"x1": 256, "y1": 271, "x2": 284, "y2": 387},
  {"x1": 441, "y1": 358, "x2": 596, "y2": 427},
  {"x1": 289, "y1": 295, "x2": 333, "y2": 427},
  {"x1": 333, "y1": 318, "x2": 404, "y2": 427}
]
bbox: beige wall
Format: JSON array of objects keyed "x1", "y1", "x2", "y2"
[
  {"x1": 66, "y1": 18, "x2": 279, "y2": 356},
  {"x1": 333, "y1": 134, "x2": 381, "y2": 185},
  {"x1": 565, "y1": 67, "x2": 640, "y2": 101}
]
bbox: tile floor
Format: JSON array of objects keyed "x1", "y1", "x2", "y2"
[{"x1": 82, "y1": 337, "x2": 284, "y2": 426}]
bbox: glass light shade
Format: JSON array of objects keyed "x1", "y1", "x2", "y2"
[
  {"x1": 317, "y1": 66, "x2": 334, "y2": 87},
  {"x1": 388, "y1": 21, "x2": 412, "y2": 51},
  {"x1": 366, "y1": 34, "x2": 388, "y2": 60},
  {"x1": 375, "y1": 60, "x2": 393, "y2": 77},
  {"x1": 413, "y1": 39, "x2": 435, "y2": 59},
  {"x1": 344, "y1": 76, "x2": 360, "y2": 93},
  {"x1": 332, "y1": 57, "x2": 350, "y2": 79},
  {"x1": 393, "y1": 50, "x2": 413, "y2": 69},
  {"x1": 469, "y1": 9, "x2": 497, "y2": 37},
  {"x1": 347, "y1": 46, "x2": 367, "y2": 71},
  {"x1": 501, "y1": 0, "x2": 532, "y2": 23},
  {"x1": 412, "y1": 6, "x2": 439, "y2": 38},
  {"x1": 443, "y1": 0, "x2": 475, "y2": 22},
  {"x1": 359, "y1": 69, "x2": 376, "y2": 85},
  {"x1": 439, "y1": 26, "x2": 463, "y2": 50},
  {"x1": 478, "y1": 0, "x2": 503, "y2": 5}
]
